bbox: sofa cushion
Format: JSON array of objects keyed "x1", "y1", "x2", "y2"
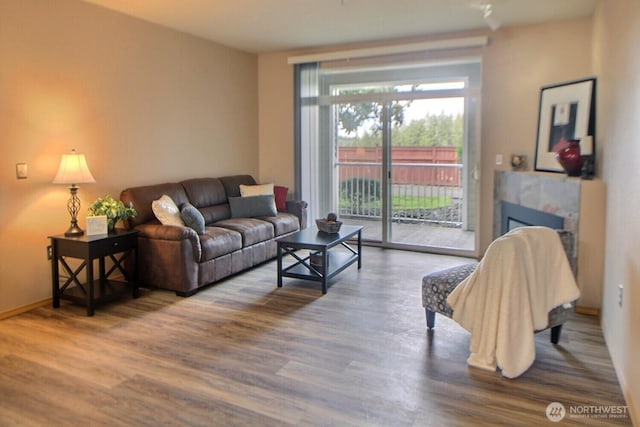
[
  {"x1": 259, "y1": 213, "x2": 300, "y2": 237},
  {"x1": 219, "y1": 175, "x2": 257, "y2": 198},
  {"x1": 181, "y1": 178, "x2": 228, "y2": 208},
  {"x1": 274, "y1": 185, "x2": 288, "y2": 212},
  {"x1": 181, "y1": 203, "x2": 206, "y2": 234},
  {"x1": 213, "y1": 218, "x2": 274, "y2": 247},
  {"x1": 152, "y1": 195, "x2": 185, "y2": 226},
  {"x1": 199, "y1": 205, "x2": 232, "y2": 224},
  {"x1": 229, "y1": 195, "x2": 277, "y2": 218},
  {"x1": 199, "y1": 227, "x2": 242, "y2": 261},
  {"x1": 240, "y1": 183, "x2": 274, "y2": 197},
  {"x1": 121, "y1": 183, "x2": 189, "y2": 227},
  {"x1": 181, "y1": 177, "x2": 232, "y2": 223}
]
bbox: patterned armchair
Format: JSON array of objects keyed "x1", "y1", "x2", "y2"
[{"x1": 421, "y1": 229, "x2": 576, "y2": 344}]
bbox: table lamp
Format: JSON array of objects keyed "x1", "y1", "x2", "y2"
[{"x1": 52, "y1": 149, "x2": 96, "y2": 237}]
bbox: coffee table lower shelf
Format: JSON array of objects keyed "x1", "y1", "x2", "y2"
[{"x1": 281, "y1": 251, "x2": 358, "y2": 280}]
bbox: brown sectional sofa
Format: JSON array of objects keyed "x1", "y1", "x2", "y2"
[{"x1": 120, "y1": 175, "x2": 307, "y2": 296}]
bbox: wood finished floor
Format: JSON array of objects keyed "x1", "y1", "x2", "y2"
[{"x1": 0, "y1": 248, "x2": 631, "y2": 426}]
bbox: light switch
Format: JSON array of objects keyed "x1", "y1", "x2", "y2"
[
  {"x1": 16, "y1": 163, "x2": 28, "y2": 179},
  {"x1": 495, "y1": 154, "x2": 503, "y2": 165}
]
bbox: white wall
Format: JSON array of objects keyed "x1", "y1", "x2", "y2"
[
  {"x1": 0, "y1": 0, "x2": 258, "y2": 315},
  {"x1": 593, "y1": 1, "x2": 640, "y2": 423},
  {"x1": 258, "y1": 52, "x2": 294, "y2": 189}
]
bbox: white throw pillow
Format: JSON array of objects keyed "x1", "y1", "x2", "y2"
[
  {"x1": 239, "y1": 183, "x2": 274, "y2": 197},
  {"x1": 151, "y1": 194, "x2": 185, "y2": 226}
]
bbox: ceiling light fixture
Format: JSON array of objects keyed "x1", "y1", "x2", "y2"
[{"x1": 482, "y1": 3, "x2": 501, "y2": 31}]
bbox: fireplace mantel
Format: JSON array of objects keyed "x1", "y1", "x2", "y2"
[{"x1": 494, "y1": 171, "x2": 606, "y2": 313}]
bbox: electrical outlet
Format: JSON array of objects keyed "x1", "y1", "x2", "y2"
[
  {"x1": 496, "y1": 154, "x2": 503, "y2": 165},
  {"x1": 47, "y1": 245, "x2": 52, "y2": 260},
  {"x1": 618, "y1": 284, "x2": 624, "y2": 307}
]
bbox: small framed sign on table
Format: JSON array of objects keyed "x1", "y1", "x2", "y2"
[
  {"x1": 534, "y1": 77, "x2": 596, "y2": 173},
  {"x1": 86, "y1": 215, "x2": 108, "y2": 235}
]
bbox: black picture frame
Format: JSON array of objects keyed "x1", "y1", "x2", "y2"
[{"x1": 534, "y1": 77, "x2": 596, "y2": 173}]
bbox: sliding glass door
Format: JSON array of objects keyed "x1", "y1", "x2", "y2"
[
  {"x1": 387, "y1": 96, "x2": 472, "y2": 249},
  {"x1": 297, "y1": 59, "x2": 481, "y2": 255},
  {"x1": 331, "y1": 85, "x2": 476, "y2": 252}
]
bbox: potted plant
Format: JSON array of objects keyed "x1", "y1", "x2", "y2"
[{"x1": 88, "y1": 195, "x2": 137, "y2": 231}]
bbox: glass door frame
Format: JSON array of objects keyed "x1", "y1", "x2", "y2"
[
  {"x1": 299, "y1": 59, "x2": 483, "y2": 257},
  {"x1": 326, "y1": 88, "x2": 478, "y2": 256}
]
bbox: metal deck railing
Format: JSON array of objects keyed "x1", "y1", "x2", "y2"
[{"x1": 336, "y1": 161, "x2": 463, "y2": 227}]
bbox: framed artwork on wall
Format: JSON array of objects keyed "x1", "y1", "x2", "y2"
[{"x1": 534, "y1": 77, "x2": 596, "y2": 173}]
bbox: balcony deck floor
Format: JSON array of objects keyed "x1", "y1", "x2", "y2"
[{"x1": 341, "y1": 217, "x2": 476, "y2": 252}]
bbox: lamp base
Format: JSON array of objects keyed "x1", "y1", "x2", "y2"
[
  {"x1": 63, "y1": 185, "x2": 84, "y2": 237},
  {"x1": 64, "y1": 223, "x2": 84, "y2": 237}
]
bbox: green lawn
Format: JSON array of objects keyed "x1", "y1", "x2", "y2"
[
  {"x1": 340, "y1": 195, "x2": 452, "y2": 210},
  {"x1": 392, "y1": 194, "x2": 451, "y2": 209}
]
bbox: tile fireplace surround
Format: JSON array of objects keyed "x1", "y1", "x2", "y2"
[{"x1": 494, "y1": 171, "x2": 606, "y2": 313}]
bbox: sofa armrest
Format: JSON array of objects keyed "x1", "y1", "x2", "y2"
[
  {"x1": 134, "y1": 223, "x2": 202, "y2": 261},
  {"x1": 286, "y1": 200, "x2": 308, "y2": 229}
]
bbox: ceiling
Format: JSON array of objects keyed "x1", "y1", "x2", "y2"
[{"x1": 81, "y1": 0, "x2": 597, "y2": 54}]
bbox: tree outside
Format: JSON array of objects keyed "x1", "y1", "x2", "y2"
[
  {"x1": 339, "y1": 111, "x2": 464, "y2": 152},
  {"x1": 336, "y1": 93, "x2": 465, "y2": 226}
]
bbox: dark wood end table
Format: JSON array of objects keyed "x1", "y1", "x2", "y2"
[
  {"x1": 276, "y1": 225, "x2": 363, "y2": 294},
  {"x1": 49, "y1": 229, "x2": 139, "y2": 316}
]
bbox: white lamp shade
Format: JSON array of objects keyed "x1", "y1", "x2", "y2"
[{"x1": 52, "y1": 150, "x2": 96, "y2": 185}]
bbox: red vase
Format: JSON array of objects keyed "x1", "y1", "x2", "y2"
[{"x1": 556, "y1": 139, "x2": 584, "y2": 177}]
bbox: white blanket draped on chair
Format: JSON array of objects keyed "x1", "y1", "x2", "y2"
[{"x1": 446, "y1": 226, "x2": 580, "y2": 378}]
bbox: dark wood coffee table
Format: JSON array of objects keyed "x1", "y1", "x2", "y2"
[{"x1": 276, "y1": 225, "x2": 363, "y2": 294}]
